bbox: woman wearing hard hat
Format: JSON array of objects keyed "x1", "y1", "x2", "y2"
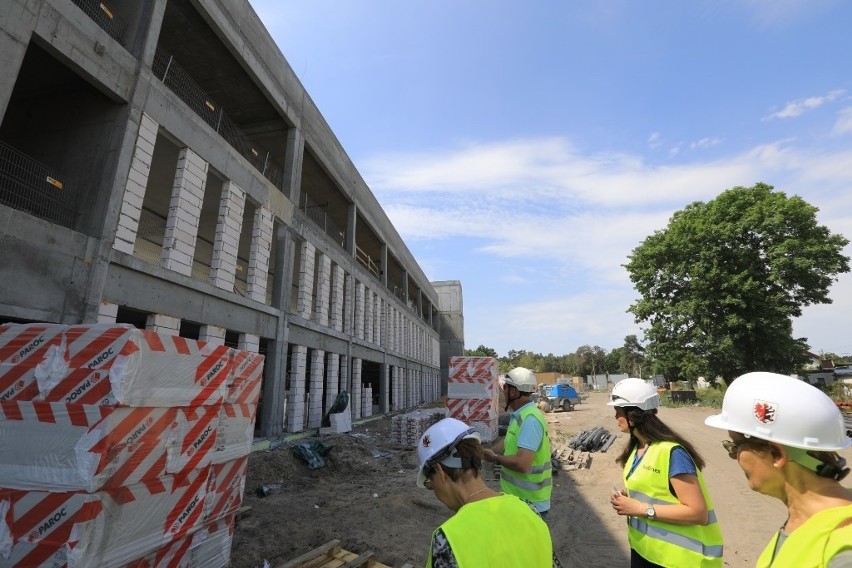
[
  {"x1": 705, "y1": 371, "x2": 852, "y2": 567},
  {"x1": 608, "y1": 378, "x2": 724, "y2": 567},
  {"x1": 416, "y1": 417, "x2": 553, "y2": 567}
]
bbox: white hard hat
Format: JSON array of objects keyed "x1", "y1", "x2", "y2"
[
  {"x1": 503, "y1": 367, "x2": 537, "y2": 393},
  {"x1": 607, "y1": 378, "x2": 660, "y2": 411},
  {"x1": 416, "y1": 417, "x2": 481, "y2": 489},
  {"x1": 705, "y1": 372, "x2": 851, "y2": 451}
]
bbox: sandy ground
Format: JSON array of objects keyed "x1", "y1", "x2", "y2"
[{"x1": 230, "y1": 392, "x2": 852, "y2": 568}]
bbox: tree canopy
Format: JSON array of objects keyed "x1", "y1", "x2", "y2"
[{"x1": 625, "y1": 183, "x2": 849, "y2": 384}]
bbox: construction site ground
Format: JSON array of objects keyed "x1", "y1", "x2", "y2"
[{"x1": 231, "y1": 391, "x2": 852, "y2": 568}]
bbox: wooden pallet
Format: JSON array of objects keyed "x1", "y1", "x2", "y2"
[{"x1": 277, "y1": 539, "x2": 393, "y2": 568}]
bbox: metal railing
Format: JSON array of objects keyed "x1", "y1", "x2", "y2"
[
  {"x1": 0, "y1": 140, "x2": 78, "y2": 229},
  {"x1": 70, "y1": 0, "x2": 127, "y2": 45},
  {"x1": 299, "y1": 192, "x2": 346, "y2": 247},
  {"x1": 151, "y1": 47, "x2": 284, "y2": 190}
]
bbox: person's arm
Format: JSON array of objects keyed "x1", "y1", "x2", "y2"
[
  {"x1": 611, "y1": 474, "x2": 708, "y2": 525},
  {"x1": 430, "y1": 528, "x2": 460, "y2": 568}
]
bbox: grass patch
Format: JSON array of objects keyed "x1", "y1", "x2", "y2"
[{"x1": 659, "y1": 387, "x2": 725, "y2": 409}]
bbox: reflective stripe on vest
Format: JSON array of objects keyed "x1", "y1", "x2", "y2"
[
  {"x1": 426, "y1": 494, "x2": 552, "y2": 568},
  {"x1": 500, "y1": 404, "x2": 552, "y2": 503},
  {"x1": 756, "y1": 504, "x2": 852, "y2": 567},
  {"x1": 624, "y1": 441, "x2": 724, "y2": 568}
]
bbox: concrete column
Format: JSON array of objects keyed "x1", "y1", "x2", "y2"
[
  {"x1": 287, "y1": 345, "x2": 307, "y2": 433},
  {"x1": 314, "y1": 253, "x2": 331, "y2": 327},
  {"x1": 380, "y1": 244, "x2": 388, "y2": 288},
  {"x1": 199, "y1": 325, "x2": 226, "y2": 346},
  {"x1": 345, "y1": 204, "x2": 357, "y2": 257},
  {"x1": 246, "y1": 206, "x2": 274, "y2": 303},
  {"x1": 350, "y1": 357, "x2": 362, "y2": 420},
  {"x1": 325, "y1": 353, "x2": 340, "y2": 411},
  {"x1": 0, "y1": 12, "x2": 30, "y2": 120},
  {"x1": 114, "y1": 113, "x2": 158, "y2": 255},
  {"x1": 307, "y1": 349, "x2": 325, "y2": 428},
  {"x1": 161, "y1": 148, "x2": 208, "y2": 276},
  {"x1": 209, "y1": 181, "x2": 245, "y2": 291},
  {"x1": 282, "y1": 128, "x2": 304, "y2": 203},
  {"x1": 146, "y1": 313, "x2": 180, "y2": 335},
  {"x1": 261, "y1": 225, "x2": 294, "y2": 437},
  {"x1": 354, "y1": 281, "x2": 365, "y2": 340},
  {"x1": 296, "y1": 241, "x2": 316, "y2": 319},
  {"x1": 330, "y1": 264, "x2": 345, "y2": 333},
  {"x1": 364, "y1": 287, "x2": 374, "y2": 343}
]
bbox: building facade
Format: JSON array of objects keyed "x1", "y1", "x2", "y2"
[{"x1": 0, "y1": 0, "x2": 462, "y2": 436}]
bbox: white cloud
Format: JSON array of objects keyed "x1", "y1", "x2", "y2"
[
  {"x1": 690, "y1": 137, "x2": 723, "y2": 150},
  {"x1": 831, "y1": 107, "x2": 852, "y2": 135},
  {"x1": 764, "y1": 89, "x2": 845, "y2": 120},
  {"x1": 647, "y1": 132, "x2": 662, "y2": 149}
]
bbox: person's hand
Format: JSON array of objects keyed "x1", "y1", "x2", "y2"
[
  {"x1": 483, "y1": 449, "x2": 497, "y2": 463},
  {"x1": 610, "y1": 487, "x2": 639, "y2": 517}
]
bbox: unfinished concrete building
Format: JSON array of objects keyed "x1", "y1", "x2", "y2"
[{"x1": 0, "y1": 0, "x2": 465, "y2": 437}]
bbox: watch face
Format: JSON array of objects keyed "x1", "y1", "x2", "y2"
[{"x1": 646, "y1": 507, "x2": 655, "y2": 518}]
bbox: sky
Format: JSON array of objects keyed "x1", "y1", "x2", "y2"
[{"x1": 247, "y1": 0, "x2": 852, "y2": 359}]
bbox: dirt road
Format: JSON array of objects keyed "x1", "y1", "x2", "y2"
[{"x1": 230, "y1": 392, "x2": 851, "y2": 567}]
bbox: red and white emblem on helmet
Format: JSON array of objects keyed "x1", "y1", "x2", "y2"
[
  {"x1": 422, "y1": 435, "x2": 431, "y2": 448},
  {"x1": 753, "y1": 400, "x2": 776, "y2": 424}
]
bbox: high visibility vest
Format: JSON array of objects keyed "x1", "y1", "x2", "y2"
[
  {"x1": 623, "y1": 441, "x2": 724, "y2": 568},
  {"x1": 500, "y1": 403, "x2": 552, "y2": 507},
  {"x1": 426, "y1": 493, "x2": 552, "y2": 568},
  {"x1": 756, "y1": 504, "x2": 852, "y2": 567}
]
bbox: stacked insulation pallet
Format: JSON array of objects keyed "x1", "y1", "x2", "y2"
[
  {"x1": 389, "y1": 409, "x2": 447, "y2": 449},
  {"x1": 0, "y1": 323, "x2": 264, "y2": 567},
  {"x1": 446, "y1": 357, "x2": 499, "y2": 442}
]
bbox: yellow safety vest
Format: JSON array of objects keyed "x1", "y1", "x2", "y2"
[
  {"x1": 500, "y1": 403, "x2": 552, "y2": 507},
  {"x1": 623, "y1": 441, "x2": 724, "y2": 568},
  {"x1": 756, "y1": 504, "x2": 852, "y2": 567},
  {"x1": 426, "y1": 493, "x2": 552, "y2": 568}
]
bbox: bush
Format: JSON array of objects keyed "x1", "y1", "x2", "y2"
[{"x1": 659, "y1": 386, "x2": 725, "y2": 409}]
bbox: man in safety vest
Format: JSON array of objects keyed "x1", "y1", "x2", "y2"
[{"x1": 483, "y1": 367, "x2": 553, "y2": 517}]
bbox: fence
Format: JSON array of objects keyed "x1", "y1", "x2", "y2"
[{"x1": 0, "y1": 140, "x2": 78, "y2": 229}]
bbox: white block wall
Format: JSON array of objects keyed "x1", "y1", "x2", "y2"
[
  {"x1": 330, "y1": 264, "x2": 344, "y2": 333},
  {"x1": 287, "y1": 345, "x2": 307, "y2": 432},
  {"x1": 146, "y1": 313, "x2": 180, "y2": 336},
  {"x1": 364, "y1": 287, "x2": 374, "y2": 344},
  {"x1": 209, "y1": 181, "x2": 245, "y2": 291},
  {"x1": 246, "y1": 206, "x2": 274, "y2": 303},
  {"x1": 325, "y1": 353, "x2": 340, "y2": 411},
  {"x1": 354, "y1": 281, "x2": 365, "y2": 340},
  {"x1": 296, "y1": 241, "x2": 316, "y2": 319},
  {"x1": 97, "y1": 301, "x2": 118, "y2": 323},
  {"x1": 161, "y1": 147, "x2": 208, "y2": 276},
  {"x1": 114, "y1": 113, "x2": 158, "y2": 255},
  {"x1": 314, "y1": 253, "x2": 331, "y2": 327},
  {"x1": 308, "y1": 349, "x2": 325, "y2": 428},
  {"x1": 351, "y1": 357, "x2": 362, "y2": 420},
  {"x1": 199, "y1": 324, "x2": 226, "y2": 346}
]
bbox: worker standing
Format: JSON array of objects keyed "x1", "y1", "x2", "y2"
[
  {"x1": 705, "y1": 372, "x2": 852, "y2": 567},
  {"x1": 417, "y1": 417, "x2": 552, "y2": 567},
  {"x1": 608, "y1": 378, "x2": 723, "y2": 567},
  {"x1": 483, "y1": 366, "x2": 553, "y2": 518}
]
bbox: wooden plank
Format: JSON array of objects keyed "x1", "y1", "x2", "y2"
[
  {"x1": 278, "y1": 540, "x2": 341, "y2": 568},
  {"x1": 340, "y1": 551, "x2": 375, "y2": 567}
]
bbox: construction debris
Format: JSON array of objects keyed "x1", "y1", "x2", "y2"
[{"x1": 567, "y1": 427, "x2": 617, "y2": 452}]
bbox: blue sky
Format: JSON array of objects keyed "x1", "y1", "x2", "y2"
[{"x1": 248, "y1": 0, "x2": 852, "y2": 359}]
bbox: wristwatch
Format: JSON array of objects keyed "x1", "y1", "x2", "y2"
[{"x1": 646, "y1": 505, "x2": 656, "y2": 520}]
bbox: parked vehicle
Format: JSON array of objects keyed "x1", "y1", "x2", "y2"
[{"x1": 533, "y1": 383, "x2": 581, "y2": 412}]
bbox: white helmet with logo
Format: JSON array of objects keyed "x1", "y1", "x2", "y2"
[
  {"x1": 607, "y1": 378, "x2": 660, "y2": 411},
  {"x1": 503, "y1": 367, "x2": 537, "y2": 393},
  {"x1": 416, "y1": 417, "x2": 481, "y2": 488},
  {"x1": 705, "y1": 372, "x2": 851, "y2": 451}
]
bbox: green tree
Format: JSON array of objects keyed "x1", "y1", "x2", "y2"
[
  {"x1": 464, "y1": 344, "x2": 499, "y2": 358},
  {"x1": 620, "y1": 335, "x2": 646, "y2": 377},
  {"x1": 626, "y1": 183, "x2": 849, "y2": 384}
]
